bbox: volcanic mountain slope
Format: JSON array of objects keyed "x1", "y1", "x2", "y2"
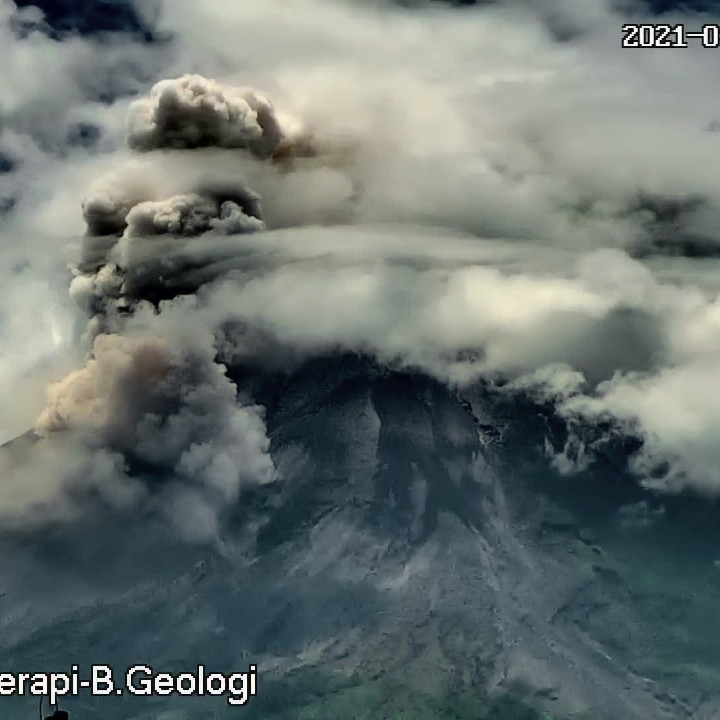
[
  {"x1": 6, "y1": 0, "x2": 720, "y2": 718},
  {"x1": 2, "y1": 355, "x2": 720, "y2": 719}
]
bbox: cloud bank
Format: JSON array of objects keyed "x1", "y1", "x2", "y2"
[{"x1": 3, "y1": 0, "x2": 720, "y2": 540}]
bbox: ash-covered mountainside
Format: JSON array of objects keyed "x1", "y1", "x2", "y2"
[
  {"x1": 5, "y1": 1, "x2": 720, "y2": 719},
  {"x1": 2, "y1": 355, "x2": 720, "y2": 720}
]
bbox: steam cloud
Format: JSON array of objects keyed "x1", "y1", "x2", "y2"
[{"x1": 4, "y1": 0, "x2": 720, "y2": 541}]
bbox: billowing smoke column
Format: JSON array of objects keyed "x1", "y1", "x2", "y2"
[
  {"x1": 35, "y1": 333, "x2": 172, "y2": 438},
  {"x1": 82, "y1": 186, "x2": 265, "y2": 238},
  {"x1": 71, "y1": 73, "x2": 318, "y2": 314},
  {"x1": 124, "y1": 193, "x2": 266, "y2": 239},
  {"x1": 27, "y1": 64, "x2": 720, "y2": 538},
  {"x1": 31, "y1": 331, "x2": 274, "y2": 542},
  {"x1": 29, "y1": 74, "x2": 305, "y2": 541},
  {"x1": 124, "y1": 73, "x2": 318, "y2": 163},
  {"x1": 126, "y1": 74, "x2": 285, "y2": 157}
]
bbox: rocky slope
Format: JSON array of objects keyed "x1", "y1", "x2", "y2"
[{"x1": 2, "y1": 355, "x2": 720, "y2": 719}]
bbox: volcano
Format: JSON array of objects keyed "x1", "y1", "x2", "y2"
[
  {"x1": 2, "y1": 352, "x2": 720, "y2": 719},
  {"x1": 4, "y1": 1, "x2": 720, "y2": 719}
]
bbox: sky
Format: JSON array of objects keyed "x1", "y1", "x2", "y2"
[{"x1": 2, "y1": 0, "x2": 720, "y2": 542}]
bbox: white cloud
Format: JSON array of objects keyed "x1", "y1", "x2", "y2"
[{"x1": 5, "y1": 0, "x2": 720, "y2": 540}]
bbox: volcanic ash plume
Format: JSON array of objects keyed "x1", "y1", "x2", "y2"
[
  {"x1": 31, "y1": 71, "x2": 302, "y2": 538},
  {"x1": 71, "y1": 75, "x2": 286, "y2": 315},
  {"x1": 34, "y1": 333, "x2": 172, "y2": 439},
  {"x1": 32, "y1": 331, "x2": 275, "y2": 541},
  {"x1": 123, "y1": 192, "x2": 266, "y2": 239},
  {"x1": 126, "y1": 74, "x2": 285, "y2": 157},
  {"x1": 70, "y1": 73, "x2": 330, "y2": 317}
]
